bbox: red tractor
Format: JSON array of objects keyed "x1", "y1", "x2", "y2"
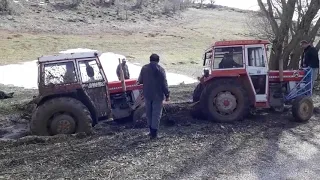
[
  {"x1": 30, "y1": 51, "x2": 145, "y2": 136},
  {"x1": 192, "y1": 40, "x2": 314, "y2": 122}
]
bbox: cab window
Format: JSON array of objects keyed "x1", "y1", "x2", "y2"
[
  {"x1": 43, "y1": 61, "x2": 77, "y2": 85},
  {"x1": 213, "y1": 47, "x2": 243, "y2": 69},
  {"x1": 248, "y1": 47, "x2": 265, "y2": 67},
  {"x1": 78, "y1": 59, "x2": 103, "y2": 83}
]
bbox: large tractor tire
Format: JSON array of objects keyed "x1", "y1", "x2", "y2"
[
  {"x1": 193, "y1": 83, "x2": 203, "y2": 102},
  {"x1": 200, "y1": 79, "x2": 249, "y2": 123},
  {"x1": 291, "y1": 96, "x2": 314, "y2": 122},
  {"x1": 30, "y1": 97, "x2": 93, "y2": 136}
]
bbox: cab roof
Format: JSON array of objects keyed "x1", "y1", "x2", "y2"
[
  {"x1": 38, "y1": 51, "x2": 101, "y2": 63},
  {"x1": 214, "y1": 40, "x2": 270, "y2": 47}
]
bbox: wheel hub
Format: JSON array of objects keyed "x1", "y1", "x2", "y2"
[
  {"x1": 299, "y1": 102, "x2": 310, "y2": 119},
  {"x1": 215, "y1": 92, "x2": 237, "y2": 114},
  {"x1": 50, "y1": 114, "x2": 76, "y2": 135}
]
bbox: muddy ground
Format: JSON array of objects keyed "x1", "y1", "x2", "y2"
[
  {"x1": 1, "y1": 83, "x2": 320, "y2": 179},
  {"x1": 1, "y1": 1, "x2": 320, "y2": 179}
]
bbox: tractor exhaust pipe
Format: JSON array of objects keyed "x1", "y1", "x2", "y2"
[{"x1": 118, "y1": 58, "x2": 127, "y2": 92}]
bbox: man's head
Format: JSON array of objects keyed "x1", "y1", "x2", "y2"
[
  {"x1": 150, "y1": 53, "x2": 160, "y2": 63},
  {"x1": 122, "y1": 58, "x2": 127, "y2": 64},
  {"x1": 300, "y1": 40, "x2": 310, "y2": 49}
]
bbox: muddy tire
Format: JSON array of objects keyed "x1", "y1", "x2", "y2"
[
  {"x1": 193, "y1": 83, "x2": 203, "y2": 102},
  {"x1": 292, "y1": 96, "x2": 314, "y2": 122},
  {"x1": 190, "y1": 102, "x2": 207, "y2": 120},
  {"x1": 132, "y1": 105, "x2": 147, "y2": 128},
  {"x1": 30, "y1": 97, "x2": 93, "y2": 136},
  {"x1": 200, "y1": 79, "x2": 249, "y2": 123}
]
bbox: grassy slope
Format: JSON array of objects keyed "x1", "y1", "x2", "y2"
[{"x1": 0, "y1": 8, "x2": 252, "y2": 76}]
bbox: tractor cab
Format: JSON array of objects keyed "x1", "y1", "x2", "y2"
[
  {"x1": 201, "y1": 40, "x2": 270, "y2": 104},
  {"x1": 194, "y1": 40, "x2": 314, "y2": 123}
]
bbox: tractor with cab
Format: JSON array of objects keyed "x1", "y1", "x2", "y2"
[
  {"x1": 30, "y1": 51, "x2": 146, "y2": 136},
  {"x1": 192, "y1": 40, "x2": 314, "y2": 122}
]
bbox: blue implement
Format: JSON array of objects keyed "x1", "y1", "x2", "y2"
[{"x1": 285, "y1": 68, "x2": 313, "y2": 101}]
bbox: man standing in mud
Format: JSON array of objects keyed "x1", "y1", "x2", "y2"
[
  {"x1": 138, "y1": 53, "x2": 170, "y2": 139},
  {"x1": 117, "y1": 58, "x2": 130, "y2": 80},
  {"x1": 300, "y1": 40, "x2": 319, "y2": 87}
]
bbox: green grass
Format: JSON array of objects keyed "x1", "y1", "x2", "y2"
[{"x1": 0, "y1": 8, "x2": 252, "y2": 76}]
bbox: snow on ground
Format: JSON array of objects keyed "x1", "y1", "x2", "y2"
[{"x1": 0, "y1": 48, "x2": 197, "y2": 89}]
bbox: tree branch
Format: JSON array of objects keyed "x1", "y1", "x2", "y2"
[
  {"x1": 270, "y1": 0, "x2": 282, "y2": 17},
  {"x1": 257, "y1": 0, "x2": 279, "y2": 34},
  {"x1": 309, "y1": 17, "x2": 320, "y2": 42},
  {"x1": 316, "y1": 40, "x2": 320, "y2": 51}
]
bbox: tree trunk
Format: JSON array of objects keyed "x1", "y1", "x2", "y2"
[
  {"x1": 269, "y1": 42, "x2": 283, "y2": 70},
  {"x1": 288, "y1": 46, "x2": 303, "y2": 69}
]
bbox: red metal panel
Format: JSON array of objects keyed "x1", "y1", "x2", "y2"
[
  {"x1": 211, "y1": 69, "x2": 247, "y2": 77},
  {"x1": 107, "y1": 79, "x2": 143, "y2": 94},
  {"x1": 214, "y1": 40, "x2": 270, "y2": 47},
  {"x1": 269, "y1": 70, "x2": 304, "y2": 82}
]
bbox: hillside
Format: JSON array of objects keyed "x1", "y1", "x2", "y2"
[{"x1": 0, "y1": 0, "x2": 254, "y2": 76}]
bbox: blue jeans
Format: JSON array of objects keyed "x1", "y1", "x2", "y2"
[{"x1": 145, "y1": 99, "x2": 163, "y2": 130}]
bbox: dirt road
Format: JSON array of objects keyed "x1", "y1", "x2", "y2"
[{"x1": 1, "y1": 85, "x2": 320, "y2": 179}]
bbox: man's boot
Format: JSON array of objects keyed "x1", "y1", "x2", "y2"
[{"x1": 150, "y1": 128, "x2": 158, "y2": 139}]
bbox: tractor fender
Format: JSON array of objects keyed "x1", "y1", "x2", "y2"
[
  {"x1": 200, "y1": 75, "x2": 255, "y2": 106},
  {"x1": 36, "y1": 91, "x2": 98, "y2": 125}
]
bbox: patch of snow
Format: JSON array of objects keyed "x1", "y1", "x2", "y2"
[
  {"x1": 0, "y1": 60, "x2": 38, "y2": 89},
  {"x1": 0, "y1": 48, "x2": 197, "y2": 89}
]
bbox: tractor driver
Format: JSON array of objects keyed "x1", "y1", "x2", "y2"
[{"x1": 219, "y1": 52, "x2": 242, "y2": 69}]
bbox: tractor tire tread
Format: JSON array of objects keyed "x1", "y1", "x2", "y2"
[{"x1": 291, "y1": 96, "x2": 314, "y2": 122}]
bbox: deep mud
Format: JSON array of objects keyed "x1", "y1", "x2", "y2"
[{"x1": 1, "y1": 83, "x2": 320, "y2": 179}]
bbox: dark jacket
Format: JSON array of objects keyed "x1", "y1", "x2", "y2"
[
  {"x1": 301, "y1": 45, "x2": 319, "y2": 68},
  {"x1": 116, "y1": 63, "x2": 130, "y2": 79},
  {"x1": 138, "y1": 62, "x2": 170, "y2": 101},
  {"x1": 219, "y1": 57, "x2": 242, "y2": 69}
]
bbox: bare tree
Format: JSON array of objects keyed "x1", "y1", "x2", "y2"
[
  {"x1": 0, "y1": 0, "x2": 11, "y2": 14},
  {"x1": 199, "y1": 0, "x2": 204, "y2": 8},
  {"x1": 255, "y1": 0, "x2": 320, "y2": 70},
  {"x1": 133, "y1": 0, "x2": 143, "y2": 9},
  {"x1": 246, "y1": 11, "x2": 276, "y2": 41}
]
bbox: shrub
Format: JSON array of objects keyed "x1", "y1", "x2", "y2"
[{"x1": 0, "y1": 0, "x2": 11, "y2": 15}]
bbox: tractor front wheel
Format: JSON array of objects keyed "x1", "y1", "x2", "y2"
[
  {"x1": 200, "y1": 79, "x2": 249, "y2": 123},
  {"x1": 193, "y1": 83, "x2": 203, "y2": 102},
  {"x1": 30, "y1": 97, "x2": 93, "y2": 136},
  {"x1": 292, "y1": 96, "x2": 314, "y2": 122}
]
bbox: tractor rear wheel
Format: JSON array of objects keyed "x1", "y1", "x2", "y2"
[
  {"x1": 200, "y1": 79, "x2": 249, "y2": 123},
  {"x1": 292, "y1": 96, "x2": 314, "y2": 122},
  {"x1": 30, "y1": 97, "x2": 93, "y2": 136}
]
